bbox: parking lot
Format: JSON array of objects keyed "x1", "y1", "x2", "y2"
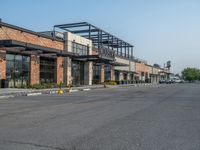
[{"x1": 0, "y1": 83, "x2": 200, "y2": 150}]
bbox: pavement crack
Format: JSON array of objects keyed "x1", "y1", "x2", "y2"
[{"x1": 0, "y1": 140, "x2": 67, "y2": 150}]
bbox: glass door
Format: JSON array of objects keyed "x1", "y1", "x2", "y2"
[
  {"x1": 6, "y1": 54, "x2": 15, "y2": 88},
  {"x1": 14, "y1": 55, "x2": 23, "y2": 88},
  {"x1": 72, "y1": 61, "x2": 84, "y2": 86}
]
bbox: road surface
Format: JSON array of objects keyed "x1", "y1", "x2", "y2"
[{"x1": 0, "y1": 83, "x2": 200, "y2": 150}]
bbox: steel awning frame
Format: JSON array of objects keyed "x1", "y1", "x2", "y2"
[
  {"x1": 0, "y1": 40, "x2": 74, "y2": 57},
  {"x1": 114, "y1": 69, "x2": 138, "y2": 74},
  {"x1": 159, "y1": 71, "x2": 172, "y2": 75},
  {"x1": 111, "y1": 61, "x2": 129, "y2": 67},
  {"x1": 72, "y1": 54, "x2": 114, "y2": 64},
  {"x1": 0, "y1": 40, "x2": 119, "y2": 64},
  {"x1": 54, "y1": 22, "x2": 134, "y2": 59}
]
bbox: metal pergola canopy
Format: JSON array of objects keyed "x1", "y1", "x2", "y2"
[{"x1": 54, "y1": 22, "x2": 134, "y2": 59}]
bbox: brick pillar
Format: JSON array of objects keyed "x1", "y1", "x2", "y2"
[
  {"x1": 0, "y1": 50, "x2": 6, "y2": 80},
  {"x1": 100, "y1": 64, "x2": 105, "y2": 83},
  {"x1": 56, "y1": 57, "x2": 64, "y2": 84},
  {"x1": 63, "y1": 57, "x2": 72, "y2": 86},
  {"x1": 119, "y1": 72, "x2": 123, "y2": 81},
  {"x1": 30, "y1": 55, "x2": 40, "y2": 85},
  {"x1": 84, "y1": 61, "x2": 93, "y2": 85},
  {"x1": 110, "y1": 65, "x2": 114, "y2": 81},
  {"x1": 127, "y1": 73, "x2": 130, "y2": 80}
]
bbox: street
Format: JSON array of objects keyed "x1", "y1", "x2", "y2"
[{"x1": 0, "y1": 83, "x2": 200, "y2": 150}]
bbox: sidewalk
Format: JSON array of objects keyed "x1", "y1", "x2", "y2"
[{"x1": 0, "y1": 83, "x2": 154, "y2": 99}]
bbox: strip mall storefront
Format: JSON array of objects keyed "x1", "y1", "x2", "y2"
[
  {"x1": 0, "y1": 21, "x2": 170, "y2": 88},
  {"x1": 0, "y1": 21, "x2": 96, "y2": 88}
]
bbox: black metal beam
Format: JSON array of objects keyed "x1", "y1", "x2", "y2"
[
  {"x1": 54, "y1": 22, "x2": 134, "y2": 59},
  {"x1": 54, "y1": 22, "x2": 88, "y2": 28},
  {"x1": 70, "y1": 29, "x2": 99, "y2": 34},
  {"x1": 54, "y1": 22, "x2": 133, "y2": 47}
]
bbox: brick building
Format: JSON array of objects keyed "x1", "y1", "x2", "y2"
[{"x1": 0, "y1": 20, "x2": 170, "y2": 88}]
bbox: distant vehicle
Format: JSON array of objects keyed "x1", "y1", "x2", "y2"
[
  {"x1": 166, "y1": 79, "x2": 174, "y2": 84},
  {"x1": 159, "y1": 79, "x2": 166, "y2": 84},
  {"x1": 174, "y1": 79, "x2": 181, "y2": 83},
  {"x1": 174, "y1": 78, "x2": 184, "y2": 83}
]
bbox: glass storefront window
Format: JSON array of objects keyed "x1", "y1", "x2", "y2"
[
  {"x1": 72, "y1": 42, "x2": 89, "y2": 56},
  {"x1": 6, "y1": 54, "x2": 30, "y2": 88},
  {"x1": 124, "y1": 73, "x2": 128, "y2": 80},
  {"x1": 115, "y1": 71, "x2": 120, "y2": 81},
  {"x1": 93, "y1": 64, "x2": 101, "y2": 84},
  {"x1": 71, "y1": 61, "x2": 84, "y2": 86},
  {"x1": 105, "y1": 64, "x2": 111, "y2": 81},
  {"x1": 40, "y1": 57, "x2": 56, "y2": 84}
]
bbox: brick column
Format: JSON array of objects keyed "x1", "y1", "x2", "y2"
[
  {"x1": 119, "y1": 72, "x2": 123, "y2": 81},
  {"x1": 127, "y1": 73, "x2": 130, "y2": 80},
  {"x1": 84, "y1": 61, "x2": 93, "y2": 85},
  {"x1": 110, "y1": 65, "x2": 115, "y2": 81},
  {"x1": 0, "y1": 50, "x2": 6, "y2": 80},
  {"x1": 63, "y1": 57, "x2": 72, "y2": 86},
  {"x1": 100, "y1": 64, "x2": 105, "y2": 83},
  {"x1": 56, "y1": 57, "x2": 64, "y2": 84},
  {"x1": 30, "y1": 55, "x2": 40, "y2": 85}
]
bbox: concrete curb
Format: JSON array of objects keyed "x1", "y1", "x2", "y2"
[
  {"x1": 26, "y1": 92, "x2": 42, "y2": 96},
  {"x1": 68, "y1": 89, "x2": 79, "y2": 93},
  {"x1": 0, "y1": 95, "x2": 15, "y2": 100},
  {"x1": 81, "y1": 88, "x2": 91, "y2": 91},
  {"x1": 0, "y1": 87, "x2": 98, "y2": 100},
  {"x1": 0, "y1": 83, "x2": 159, "y2": 100}
]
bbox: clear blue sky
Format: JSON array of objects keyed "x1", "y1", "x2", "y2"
[{"x1": 1, "y1": 0, "x2": 200, "y2": 74}]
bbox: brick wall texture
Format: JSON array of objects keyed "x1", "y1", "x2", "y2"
[
  {"x1": 56, "y1": 57, "x2": 64, "y2": 84},
  {"x1": 0, "y1": 50, "x2": 6, "y2": 80},
  {"x1": 0, "y1": 26, "x2": 64, "y2": 50},
  {"x1": 30, "y1": 55, "x2": 40, "y2": 85}
]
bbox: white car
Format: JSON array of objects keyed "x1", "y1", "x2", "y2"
[{"x1": 174, "y1": 79, "x2": 182, "y2": 83}]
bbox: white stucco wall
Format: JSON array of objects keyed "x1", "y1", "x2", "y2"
[
  {"x1": 114, "y1": 57, "x2": 136, "y2": 72},
  {"x1": 64, "y1": 32, "x2": 92, "y2": 55}
]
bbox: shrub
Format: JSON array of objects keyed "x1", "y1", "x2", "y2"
[
  {"x1": 28, "y1": 83, "x2": 59, "y2": 89},
  {"x1": 104, "y1": 80, "x2": 117, "y2": 85}
]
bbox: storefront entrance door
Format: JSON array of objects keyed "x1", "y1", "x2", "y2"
[{"x1": 71, "y1": 61, "x2": 84, "y2": 86}]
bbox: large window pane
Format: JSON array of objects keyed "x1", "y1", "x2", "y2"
[
  {"x1": 93, "y1": 64, "x2": 101, "y2": 84},
  {"x1": 40, "y1": 57, "x2": 56, "y2": 84},
  {"x1": 6, "y1": 54, "x2": 30, "y2": 88},
  {"x1": 105, "y1": 64, "x2": 111, "y2": 81},
  {"x1": 72, "y1": 42, "x2": 88, "y2": 56},
  {"x1": 72, "y1": 61, "x2": 84, "y2": 86}
]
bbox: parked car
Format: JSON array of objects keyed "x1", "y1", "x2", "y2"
[
  {"x1": 174, "y1": 79, "x2": 181, "y2": 83},
  {"x1": 159, "y1": 79, "x2": 166, "y2": 84},
  {"x1": 174, "y1": 78, "x2": 184, "y2": 83},
  {"x1": 166, "y1": 79, "x2": 175, "y2": 84}
]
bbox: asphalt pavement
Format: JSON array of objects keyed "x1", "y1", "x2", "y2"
[{"x1": 0, "y1": 83, "x2": 200, "y2": 150}]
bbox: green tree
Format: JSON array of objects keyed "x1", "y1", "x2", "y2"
[{"x1": 182, "y1": 68, "x2": 200, "y2": 82}]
